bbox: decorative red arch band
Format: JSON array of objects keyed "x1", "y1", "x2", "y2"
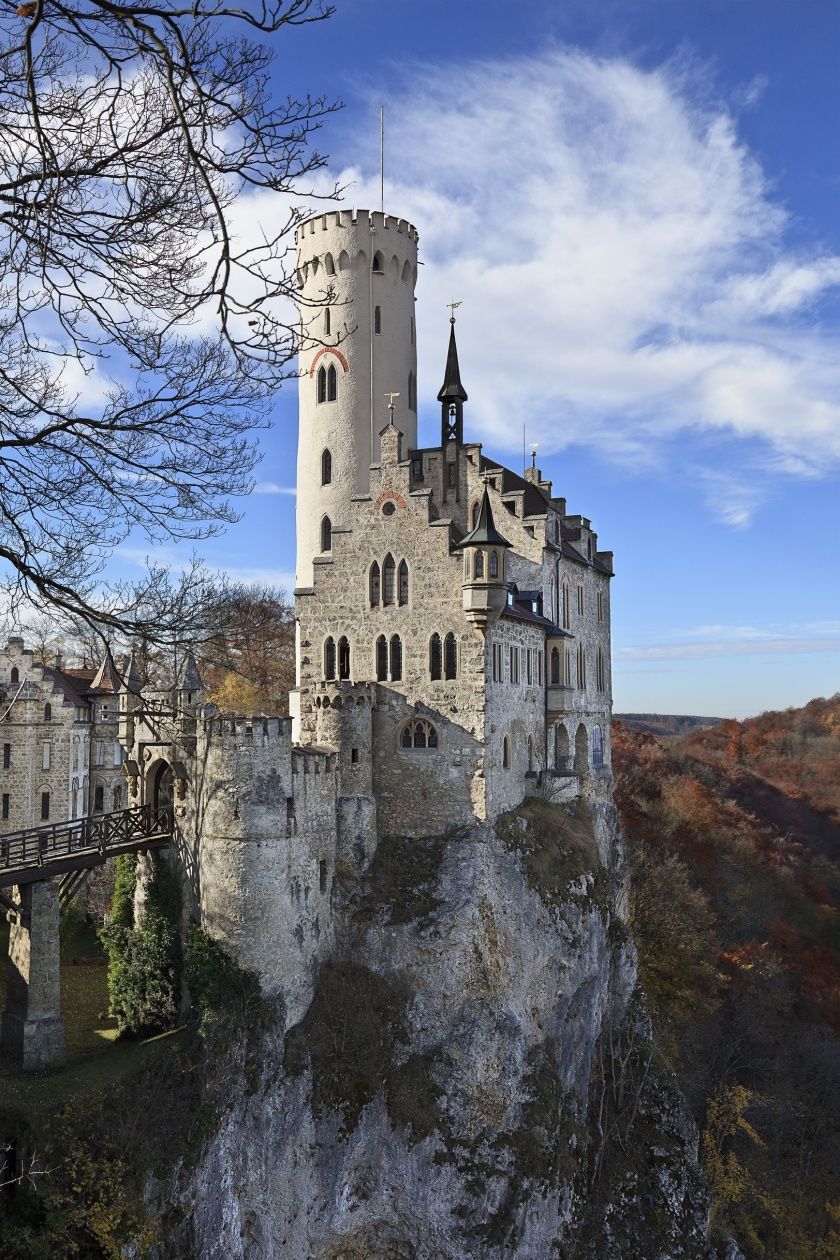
[{"x1": 309, "y1": 347, "x2": 350, "y2": 377}]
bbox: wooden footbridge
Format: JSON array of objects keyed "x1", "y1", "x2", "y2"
[{"x1": 0, "y1": 804, "x2": 174, "y2": 915}]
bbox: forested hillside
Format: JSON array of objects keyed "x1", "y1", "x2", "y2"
[{"x1": 614, "y1": 696, "x2": 840, "y2": 1259}]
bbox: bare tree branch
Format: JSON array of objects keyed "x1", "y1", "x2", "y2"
[{"x1": 0, "y1": 1, "x2": 340, "y2": 638}]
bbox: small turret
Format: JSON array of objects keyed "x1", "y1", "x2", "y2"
[
  {"x1": 456, "y1": 486, "x2": 511, "y2": 632},
  {"x1": 438, "y1": 311, "x2": 468, "y2": 446}
]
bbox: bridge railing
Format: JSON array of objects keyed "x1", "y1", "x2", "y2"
[{"x1": 0, "y1": 804, "x2": 174, "y2": 885}]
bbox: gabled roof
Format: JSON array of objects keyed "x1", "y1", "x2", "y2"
[
  {"x1": 89, "y1": 654, "x2": 122, "y2": 695},
  {"x1": 455, "y1": 486, "x2": 511, "y2": 550},
  {"x1": 479, "y1": 455, "x2": 548, "y2": 517}
]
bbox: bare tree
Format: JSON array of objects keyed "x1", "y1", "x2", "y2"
[{"x1": 0, "y1": 1, "x2": 338, "y2": 641}]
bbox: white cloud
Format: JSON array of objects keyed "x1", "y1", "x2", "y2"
[
  {"x1": 315, "y1": 51, "x2": 840, "y2": 490},
  {"x1": 254, "y1": 482, "x2": 296, "y2": 496},
  {"x1": 617, "y1": 637, "x2": 840, "y2": 662}
]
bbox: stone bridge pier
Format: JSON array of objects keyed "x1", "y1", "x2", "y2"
[{"x1": 1, "y1": 881, "x2": 65, "y2": 1071}]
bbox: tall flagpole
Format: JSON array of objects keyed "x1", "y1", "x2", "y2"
[{"x1": 380, "y1": 105, "x2": 385, "y2": 213}]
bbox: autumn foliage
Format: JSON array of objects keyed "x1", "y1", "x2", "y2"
[{"x1": 614, "y1": 696, "x2": 840, "y2": 1258}]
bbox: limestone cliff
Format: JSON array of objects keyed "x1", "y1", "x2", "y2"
[{"x1": 151, "y1": 798, "x2": 721, "y2": 1259}]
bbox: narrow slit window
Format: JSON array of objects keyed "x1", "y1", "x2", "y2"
[
  {"x1": 321, "y1": 448, "x2": 332, "y2": 485},
  {"x1": 374, "y1": 305, "x2": 382, "y2": 334},
  {"x1": 429, "y1": 633, "x2": 442, "y2": 681},
  {"x1": 398, "y1": 560, "x2": 409, "y2": 605},
  {"x1": 444, "y1": 632, "x2": 457, "y2": 680},
  {"x1": 338, "y1": 636, "x2": 350, "y2": 680},
  {"x1": 324, "y1": 308, "x2": 331, "y2": 335},
  {"x1": 376, "y1": 635, "x2": 388, "y2": 681},
  {"x1": 321, "y1": 515, "x2": 332, "y2": 552},
  {"x1": 383, "y1": 554, "x2": 395, "y2": 605},
  {"x1": 389, "y1": 635, "x2": 402, "y2": 682}
]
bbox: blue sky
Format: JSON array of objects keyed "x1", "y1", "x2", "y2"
[{"x1": 122, "y1": 0, "x2": 840, "y2": 718}]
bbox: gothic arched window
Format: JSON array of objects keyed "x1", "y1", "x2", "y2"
[
  {"x1": 376, "y1": 635, "x2": 388, "y2": 681},
  {"x1": 429, "y1": 633, "x2": 442, "y2": 681},
  {"x1": 489, "y1": 551, "x2": 499, "y2": 579},
  {"x1": 324, "y1": 637, "x2": 336, "y2": 680},
  {"x1": 321, "y1": 448, "x2": 332, "y2": 485},
  {"x1": 383, "y1": 554, "x2": 395, "y2": 606},
  {"x1": 10, "y1": 667, "x2": 18, "y2": 685},
  {"x1": 398, "y1": 560, "x2": 409, "y2": 606},
  {"x1": 551, "y1": 647, "x2": 560, "y2": 686},
  {"x1": 389, "y1": 635, "x2": 402, "y2": 682},
  {"x1": 338, "y1": 636, "x2": 350, "y2": 680},
  {"x1": 316, "y1": 365, "x2": 327, "y2": 403},
  {"x1": 369, "y1": 561, "x2": 381, "y2": 606},
  {"x1": 327, "y1": 363, "x2": 337, "y2": 402},
  {"x1": 372, "y1": 251, "x2": 384, "y2": 273},
  {"x1": 577, "y1": 643, "x2": 586, "y2": 689},
  {"x1": 444, "y1": 632, "x2": 457, "y2": 680},
  {"x1": 400, "y1": 719, "x2": 438, "y2": 750},
  {"x1": 593, "y1": 724, "x2": 604, "y2": 769},
  {"x1": 321, "y1": 515, "x2": 332, "y2": 552}
]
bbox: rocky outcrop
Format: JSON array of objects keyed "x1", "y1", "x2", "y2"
[{"x1": 151, "y1": 796, "x2": 717, "y2": 1259}]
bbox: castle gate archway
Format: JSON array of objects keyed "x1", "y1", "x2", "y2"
[{"x1": 152, "y1": 760, "x2": 174, "y2": 812}]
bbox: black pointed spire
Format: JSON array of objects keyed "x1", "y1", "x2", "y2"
[
  {"x1": 438, "y1": 315, "x2": 468, "y2": 446},
  {"x1": 457, "y1": 486, "x2": 511, "y2": 550}
]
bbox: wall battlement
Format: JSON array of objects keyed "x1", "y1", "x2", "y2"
[
  {"x1": 201, "y1": 713, "x2": 292, "y2": 745},
  {"x1": 295, "y1": 208, "x2": 419, "y2": 244}
]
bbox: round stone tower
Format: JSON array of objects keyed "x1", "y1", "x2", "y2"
[{"x1": 294, "y1": 209, "x2": 419, "y2": 590}]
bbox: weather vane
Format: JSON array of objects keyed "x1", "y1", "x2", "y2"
[{"x1": 447, "y1": 300, "x2": 462, "y2": 323}]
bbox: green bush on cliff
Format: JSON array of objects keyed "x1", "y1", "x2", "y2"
[
  {"x1": 100, "y1": 852, "x2": 181, "y2": 1038},
  {"x1": 184, "y1": 922, "x2": 261, "y2": 1023}
]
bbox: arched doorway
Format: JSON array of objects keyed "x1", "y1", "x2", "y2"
[
  {"x1": 554, "y1": 725, "x2": 570, "y2": 770},
  {"x1": 574, "y1": 724, "x2": 588, "y2": 774},
  {"x1": 151, "y1": 761, "x2": 174, "y2": 813}
]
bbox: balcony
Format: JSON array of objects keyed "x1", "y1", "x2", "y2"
[{"x1": 547, "y1": 684, "x2": 575, "y2": 716}]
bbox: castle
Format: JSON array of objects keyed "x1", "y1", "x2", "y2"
[{"x1": 1, "y1": 206, "x2": 614, "y2": 1063}]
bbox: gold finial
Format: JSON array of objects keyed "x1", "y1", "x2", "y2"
[
  {"x1": 385, "y1": 390, "x2": 400, "y2": 420},
  {"x1": 447, "y1": 300, "x2": 462, "y2": 324}
]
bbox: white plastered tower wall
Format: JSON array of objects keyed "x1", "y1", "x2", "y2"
[{"x1": 294, "y1": 209, "x2": 419, "y2": 592}]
